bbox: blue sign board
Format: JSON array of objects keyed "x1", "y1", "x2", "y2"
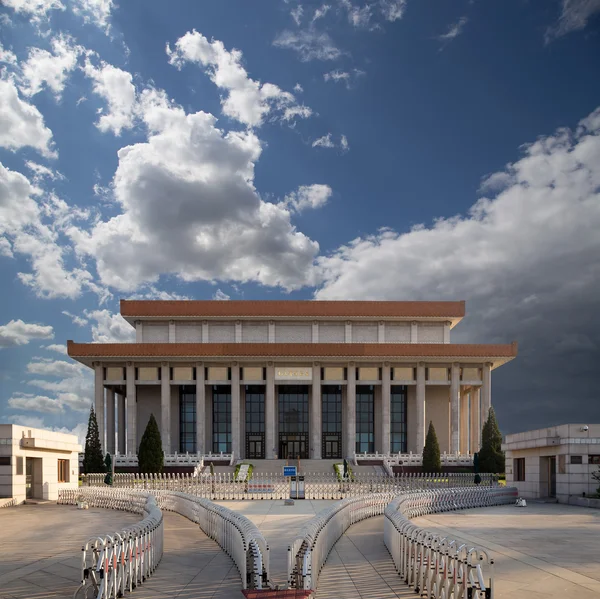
[{"x1": 283, "y1": 466, "x2": 297, "y2": 477}]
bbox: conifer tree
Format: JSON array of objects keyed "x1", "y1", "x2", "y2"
[
  {"x1": 83, "y1": 407, "x2": 105, "y2": 474},
  {"x1": 138, "y1": 413, "x2": 164, "y2": 474},
  {"x1": 422, "y1": 421, "x2": 442, "y2": 473},
  {"x1": 478, "y1": 407, "x2": 505, "y2": 473}
]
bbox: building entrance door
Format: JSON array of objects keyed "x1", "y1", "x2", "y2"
[
  {"x1": 25, "y1": 458, "x2": 33, "y2": 499},
  {"x1": 279, "y1": 434, "x2": 308, "y2": 459},
  {"x1": 323, "y1": 433, "x2": 342, "y2": 459},
  {"x1": 549, "y1": 456, "x2": 557, "y2": 497},
  {"x1": 246, "y1": 433, "x2": 265, "y2": 459}
]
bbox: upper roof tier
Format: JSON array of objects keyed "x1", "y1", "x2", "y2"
[{"x1": 120, "y1": 299, "x2": 466, "y2": 326}]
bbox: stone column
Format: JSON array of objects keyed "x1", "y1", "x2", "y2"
[
  {"x1": 196, "y1": 362, "x2": 205, "y2": 455},
  {"x1": 481, "y1": 363, "x2": 492, "y2": 432},
  {"x1": 265, "y1": 363, "x2": 275, "y2": 458},
  {"x1": 161, "y1": 363, "x2": 171, "y2": 454},
  {"x1": 106, "y1": 388, "x2": 115, "y2": 454},
  {"x1": 471, "y1": 387, "x2": 481, "y2": 452},
  {"x1": 381, "y1": 363, "x2": 391, "y2": 455},
  {"x1": 460, "y1": 388, "x2": 469, "y2": 454},
  {"x1": 346, "y1": 363, "x2": 356, "y2": 459},
  {"x1": 231, "y1": 363, "x2": 240, "y2": 458},
  {"x1": 450, "y1": 363, "x2": 460, "y2": 453},
  {"x1": 312, "y1": 363, "x2": 322, "y2": 459},
  {"x1": 94, "y1": 363, "x2": 105, "y2": 452},
  {"x1": 126, "y1": 363, "x2": 136, "y2": 454},
  {"x1": 416, "y1": 363, "x2": 426, "y2": 452},
  {"x1": 117, "y1": 392, "x2": 126, "y2": 454}
]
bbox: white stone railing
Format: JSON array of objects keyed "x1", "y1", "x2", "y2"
[
  {"x1": 355, "y1": 451, "x2": 475, "y2": 467},
  {"x1": 58, "y1": 486, "x2": 269, "y2": 591},
  {"x1": 384, "y1": 487, "x2": 518, "y2": 598},
  {"x1": 109, "y1": 451, "x2": 233, "y2": 468},
  {"x1": 58, "y1": 488, "x2": 163, "y2": 599},
  {"x1": 289, "y1": 486, "x2": 517, "y2": 592}
]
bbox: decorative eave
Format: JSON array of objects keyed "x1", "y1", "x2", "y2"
[
  {"x1": 67, "y1": 340, "x2": 517, "y2": 370},
  {"x1": 120, "y1": 299, "x2": 466, "y2": 327}
]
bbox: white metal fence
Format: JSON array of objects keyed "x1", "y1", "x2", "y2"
[
  {"x1": 59, "y1": 488, "x2": 163, "y2": 599},
  {"x1": 83, "y1": 471, "x2": 499, "y2": 500},
  {"x1": 288, "y1": 486, "x2": 518, "y2": 592},
  {"x1": 58, "y1": 487, "x2": 269, "y2": 592},
  {"x1": 384, "y1": 486, "x2": 519, "y2": 599},
  {"x1": 356, "y1": 451, "x2": 476, "y2": 467}
]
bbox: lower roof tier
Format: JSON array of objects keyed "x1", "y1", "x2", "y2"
[{"x1": 67, "y1": 341, "x2": 517, "y2": 370}]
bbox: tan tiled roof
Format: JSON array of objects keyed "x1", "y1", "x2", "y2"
[
  {"x1": 68, "y1": 340, "x2": 517, "y2": 360},
  {"x1": 120, "y1": 299, "x2": 466, "y2": 319}
]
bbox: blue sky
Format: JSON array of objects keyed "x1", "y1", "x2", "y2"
[{"x1": 1, "y1": 0, "x2": 599, "y2": 442}]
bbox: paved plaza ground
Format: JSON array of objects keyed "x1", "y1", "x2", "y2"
[{"x1": 413, "y1": 503, "x2": 600, "y2": 599}]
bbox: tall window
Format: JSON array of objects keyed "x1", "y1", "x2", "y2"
[
  {"x1": 245, "y1": 385, "x2": 265, "y2": 433},
  {"x1": 213, "y1": 385, "x2": 232, "y2": 453},
  {"x1": 356, "y1": 385, "x2": 374, "y2": 454},
  {"x1": 322, "y1": 385, "x2": 342, "y2": 434},
  {"x1": 278, "y1": 385, "x2": 309, "y2": 433},
  {"x1": 179, "y1": 385, "x2": 196, "y2": 453},
  {"x1": 514, "y1": 458, "x2": 526, "y2": 481},
  {"x1": 390, "y1": 385, "x2": 407, "y2": 453},
  {"x1": 58, "y1": 459, "x2": 69, "y2": 483}
]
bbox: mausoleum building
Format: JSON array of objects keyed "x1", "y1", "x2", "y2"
[{"x1": 67, "y1": 300, "x2": 517, "y2": 461}]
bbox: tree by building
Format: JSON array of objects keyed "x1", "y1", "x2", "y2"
[
  {"x1": 422, "y1": 421, "x2": 442, "y2": 473},
  {"x1": 478, "y1": 406, "x2": 505, "y2": 473},
  {"x1": 83, "y1": 407, "x2": 105, "y2": 474},
  {"x1": 138, "y1": 413, "x2": 164, "y2": 474}
]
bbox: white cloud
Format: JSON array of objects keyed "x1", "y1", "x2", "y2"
[
  {"x1": 25, "y1": 160, "x2": 65, "y2": 182},
  {"x1": 213, "y1": 289, "x2": 231, "y2": 300},
  {"x1": 0, "y1": 79, "x2": 56, "y2": 158},
  {"x1": 312, "y1": 132, "x2": 335, "y2": 148},
  {"x1": 316, "y1": 105, "x2": 600, "y2": 428},
  {"x1": 167, "y1": 30, "x2": 312, "y2": 128},
  {"x1": 8, "y1": 392, "x2": 64, "y2": 413},
  {"x1": 546, "y1": 0, "x2": 600, "y2": 41},
  {"x1": 283, "y1": 184, "x2": 332, "y2": 213},
  {"x1": 44, "y1": 343, "x2": 68, "y2": 354},
  {"x1": 273, "y1": 29, "x2": 342, "y2": 62},
  {"x1": 379, "y1": 0, "x2": 406, "y2": 21},
  {"x1": 340, "y1": 134, "x2": 349, "y2": 152},
  {"x1": 71, "y1": 0, "x2": 114, "y2": 32},
  {"x1": 312, "y1": 4, "x2": 331, "y2": 23},
  {"x1": 70, "y1": 88, "x2": 320, "y2": 291},
  {"x1": 125, "y1": 286, "x2": 190, "y2": 300},
  {"x1": 1, "y1": 0, "x2": 65, "y2": 25},
  {"x1": 0, "y1": 319, "x2": 54, "y2": 348},
  {"x1": 0, "y1": 43, "x2": 18, "y2": 65},
  {"x1": 323, "y1": 68, "x2": 365, "y2": 88},
  {"x1": 62, "y1": 310, "x2": 88, "y2": 326},
  {"x1": 84, "y1": 309, "x2": 135, "y2": 343},
  {"x1": 291, "y1": 5, "x2": 303, "y2": 25},
  {"x1": 438, "y1": 16, "x2": 468, "y2": 44},
  {"x1": 293, "y1": 83, "x2": 303, "y2": 93},
  {"x1": 83, "y1": 58, "x2": 138, "y2": 135},
  {"x1": 27, "y1": 357, "x2": 82, "y2": 378},
  {"x1": 19, "y1": 34, "x2": 82, "y2": 99}
]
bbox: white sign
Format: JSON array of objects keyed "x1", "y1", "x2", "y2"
[
  {"x1": 275, "y1": 366, "x2": 313, "y2": 381},
  {"x1": 236, "y1": 464, "x2": 250, "y2": 482}
]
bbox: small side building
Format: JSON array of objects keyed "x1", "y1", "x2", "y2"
[
  {"x1": 0, "y1": 424, "x2": 82, "y2": 504},
  {"x1": 503, "y1": 423, "x2": 600, "y2": 503}
]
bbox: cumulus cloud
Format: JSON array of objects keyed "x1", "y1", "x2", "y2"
[
  {"x1": 0, "y1": 42, "x2": 18, "y2": 65},
  {"x1": 167, "y1": 30, "x2": 312, "y2": 128},
  {"x1": 25, "y1": 160, "x2": 64, "y2": 183},
  {"x1": 0, "y1": 79, "x2": 56, "y2": 158},
  {"x1": 273, "y1": 29, "x2": 342, "y2": 62},
  {"x1": 84, "y1": 309, "x2": 135, "y2": 343},
  {"x1": 546, "y1": 0, "x2": 600, "y2": 41},
  {"x1": 44, "y1": 343, "x2": 68, "y2": 354},
  {"x1": 18, "y1": 34, "x2": 82, "y2": 99},
  {"x1": 1, "y1": 0, "x2": 65, "y2": 25},
  {"x1": 0, "y1": 319, "x2": 54, "y2": 348},
  {"x1": 316, "y1": 105, "x2": 600, "y2": 431},
  {"x1": 69, "y1": 87, "x2": 320, "y2": 291},
  {"x1": 213, "y1": 289, "x2": 231, "y2": 300},
  {"x1": 9, "y1": 392, "x2": 64, "y2": 413},
  {"x1": 83, "y1": 58, "x2": 138, "y2": 135},
  {"x1": 283, "y1": 184, "x2": 333, "y2": 213},
  {"x1": 71, "y1": 0, "x2": 114, "y2": 32}
]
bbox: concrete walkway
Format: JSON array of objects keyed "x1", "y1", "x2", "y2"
[
  {"x1": 216, "y1": 499, "x2": 336, "y2": 587},
  {"x1": 413, "y1": 503, "x2": 600, "y2": 599},
  {"x1": 0, "y1": 504, "x2": 239, "y2": 599}
]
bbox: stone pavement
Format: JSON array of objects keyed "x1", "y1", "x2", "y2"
[
  {"x1": 0, "y1": 504, "x2": 138, "y2": 598},
  {"x1": 315, "y1": 516, "x2": 413, "y2": 599},
  {"x1": 413, "y1": 503, "x2": 600, "y2": 599},
  {"x1": 216, "y1": 499, "x2": 336, "y2": 587},
  {"x1": 0, "y1": 504, "x2": 240, "y2": 599}
]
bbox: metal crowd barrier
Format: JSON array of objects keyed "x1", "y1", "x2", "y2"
[
  {"x1": 384, "y1": 486, "x2": 519, "y2": 599},
  {"x1": 83, "y1": 471, "x2": 499, "y2": 499},
  {"x1": 59, "y1": 488, "x2": 163, "y2": 599},
  {"x1": 288, "y1": 492, "x2": 396, "y2": 590},
  {"x1": 58, "y1": 487, "x2": 269, "y2": 591}
]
